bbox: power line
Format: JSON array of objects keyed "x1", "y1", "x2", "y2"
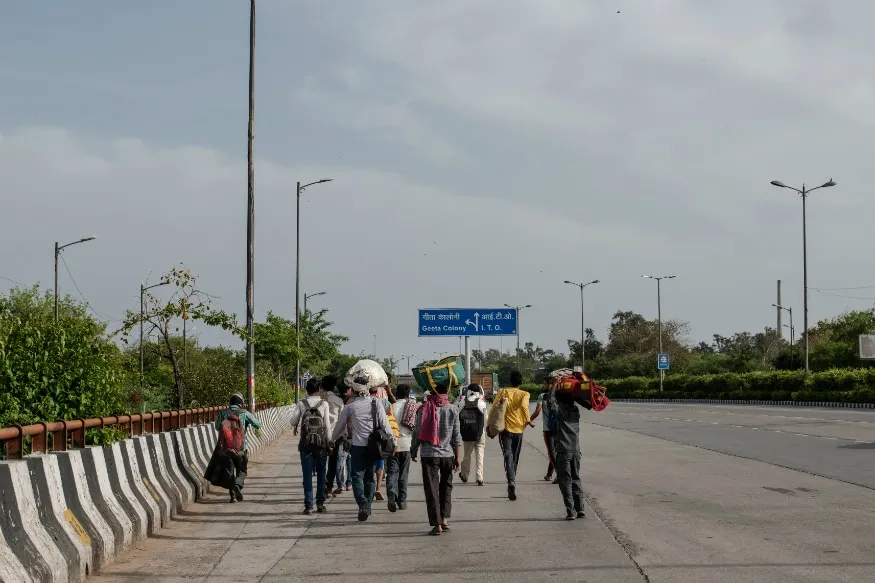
[
  {"x1": 812, "y1": 289, "x2": 875, "y2": 301},
  {"x1": 59, "y1": 254, "x2": 120, "y2": 322},
  {"x1": 810, "y1": 285, "x2": 875, "y2": 291}
]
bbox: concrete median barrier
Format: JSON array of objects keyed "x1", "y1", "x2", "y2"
[{"x1": 0, "y1": 404, "x2": 293, "y2": 582}]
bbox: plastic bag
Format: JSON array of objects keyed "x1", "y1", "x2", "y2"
[{"x1": 344, "y1": 359, "x2": 389, "y2": 394}]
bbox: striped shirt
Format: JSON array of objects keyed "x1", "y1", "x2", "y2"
[{"x1": 411, "y1": 403, "x2": 462, "y2": 459}]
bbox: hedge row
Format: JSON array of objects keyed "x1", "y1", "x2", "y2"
[
  {"x1": 513, "y1": 369, "x2": 875, "y2": 404},
  {"x1": 601, "y1": 368, "x2": 875, "y2": 403}
]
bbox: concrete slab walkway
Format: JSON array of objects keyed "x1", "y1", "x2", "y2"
[{"x1": 89, "y1": 428, "x2": 642, "y2": 582}]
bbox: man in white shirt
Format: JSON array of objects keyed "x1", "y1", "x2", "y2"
[
  {"x1": 290, "y1": 378, "x2": 332, "y2": 514},
  {"x1": 330, "y1": 381, "x2": 396, "y2": 522},
  {"x1": 458, "y1": 383, "x2": 488, "y2": 486},
  {"x1": 387, "y1": 384, "x2": 417, "y2": 512}
]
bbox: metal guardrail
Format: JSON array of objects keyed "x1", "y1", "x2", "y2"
[{"x1": 0, "y1": 402, "x2": 276, "y2": 460}]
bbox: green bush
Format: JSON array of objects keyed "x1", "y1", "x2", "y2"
[{"x1": 600, "y1": 368, "x2": 875, "y2": 403}]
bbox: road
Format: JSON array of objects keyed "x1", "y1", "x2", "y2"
[{"x1": 88, "y1": 402, "x2": 875, "y2": 582}]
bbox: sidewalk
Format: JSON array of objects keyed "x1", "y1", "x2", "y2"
[{"x1": 90, "y1": 428, "x2": 642, "y2": 582}]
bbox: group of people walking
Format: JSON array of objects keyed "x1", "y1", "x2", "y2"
[{"x1": 209, "y1": 367, "x2": 594, "y2": 534}]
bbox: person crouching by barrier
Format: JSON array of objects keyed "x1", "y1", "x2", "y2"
[
  {"x1": 411, "y1": 381, "x2": 462, "y2": 536},
  {"x1": 205, "y1": 392, "x2": 262, "y2": 503}
]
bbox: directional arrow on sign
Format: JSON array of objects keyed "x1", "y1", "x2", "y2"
[{"x1": 465, "y1": 312, "x2": 480, "y2": 332}]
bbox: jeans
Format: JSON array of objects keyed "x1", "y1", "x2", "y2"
[
  {"x1": 460, "y1": 440, "x2": 485, "y2": 482},
  {"x1": 499, "y1": 431, "x2": 524, "y2": 484},
  {"x1": 334, "y1": 443, "x2": 349, "y2": 490},
  {"x1": 543, "y1": 431, "x2": 556, "y2": 477},
  {"x1": 386, "y1": 451, "x2": 411, "y2": 505},
  {"x1": 349, "y1": 445, "x2": 378, "y2": 512},
  {"x1": 554, "y1": 451, "x2": 584, "y2": 512},
  {"x1": 345, "y1": 450, "x2": 352, "y2": 487},
  {"x1": 299, "y1": 450, "x2": 327, "y2": 509},
  {"x1": 421, "y1": 457, "x2": 454, "y2": 526}
]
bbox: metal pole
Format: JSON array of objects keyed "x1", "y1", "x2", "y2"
[
  {"x1": 516, "y1": 307, "x2": 521, "y2": 372},
  {"x1": 245, "y1": 0, "x2": 256, "y2": 412},
  {"x1": 580, "y1": 285, "x2": 586, "y2": 372},
  {"x1": 54, "y1": 242, "x2": 59, "y2": 321},
  {"x1": 295, "y1": 181, "x2": 301, "y2": 403},
  {"x1": 657, "y1": 278, "x2": 663, "y2": 392},
  {"x1": 373, "y1": 334, "x2": 377, "y2": 357},
  {"x1": 777, "y1": 280, "x2": 782, "y2": 340},
  {"x1": 183, "y1": 318, "x2": 188, "y2": 370},
  {"x1": 464, "y1": 336, "x2": 471, "y2": 385},
  {"x1": 802, "y1": 185, "x2": 809, "y2": 373},
  {"x1": 790, "y1": 307, "x2": 795, "y2": 346},
  {"x1": 140, "y1": 283, "x2": 145, "y2": 388}
]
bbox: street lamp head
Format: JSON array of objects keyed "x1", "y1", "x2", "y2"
[
  {"x1": 666, "y1": 275, "x2": 677, "y2": 279},
  {"x1": 524, "y1": 304, "x2": 532, "y2": 308},
  {"x1": 318, "y1": 178, "x2": 333, "y2": 184},
  {"x1": 591, "y1": 279, "x2": 601, "y2": 284},
  {"x1": 642, "y1": 275, "x2": 652, "y2": 279},
  {"x1": 81, "y1": 236, "x2": 97, "y2": 243},
  {"x1": 563, "y1": 280, "x2": 573, "y2": 285},
  {"x1": 822, "y1": 178, "x2": 836, "y2": 188},
  {"x1": 770, "y1": 180, "x2": 787, "y2": 188}
]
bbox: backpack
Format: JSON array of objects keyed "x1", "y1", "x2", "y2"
[
  {"x1": 459, "y1": 399, "x2": 485, "y2": 442},
  {"x1": 218, "y1": 411, "x2": 245, "y2": 455},
  {"x1": 299, "y1": 400, "x2": 328, "y2": 454}
]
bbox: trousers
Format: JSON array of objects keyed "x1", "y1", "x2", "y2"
[
  {"x1": 460, "y1": 440, "x2": 485, "y2": 482},
  {"x1": 386, "y1": 451, "x2": 411, "y2": 504},
  {"x1": 554, "y1": 451, "x2": 584, "y2": 512},
  {"x1": 499, "y1": 430, "x2": 523, "y2": 484},
  {"x1": 421, "y1": 456, "x2": 454, "y2": 526}
]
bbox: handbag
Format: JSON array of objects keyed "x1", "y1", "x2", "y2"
[
  {"x1": 367, "y1": 399, "x2": 395, "y2": 460},
  {"x1": 486, "y1": 392, "x2": 508, "y2": 439}
]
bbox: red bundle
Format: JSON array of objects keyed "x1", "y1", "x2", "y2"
[{"x1": 550, "y1": 369, "x2": 610, "y2": 411}]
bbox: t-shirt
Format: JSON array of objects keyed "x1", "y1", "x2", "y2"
[{"x1": 537, "y1": 392, "x2": 554, "y2": 431}]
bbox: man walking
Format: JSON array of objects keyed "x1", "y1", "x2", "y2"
[
  {"x1": 530, "y1": 376, "x2": 557, "y2": 483},
  {"x1": 320, "y1": 375, "x2": 346, "y2": 496},
  {"x1": 544, "y1": 386, "x2": 592, "y2": 520},
  {"x1": 330, "y1": 381, "x2": 396, "y2": 522},
  {"x1": 291, "y1": 378, "x2": 332, "y2": 514},
  {"x1": 411, "y1": 381, "x2": 462, "y2": 536},
  {"x1": 487, "y1": 370, "x2": 531, "y2": 501},
  {"x1": 212, "y1": 392, "x2": 262, "y2": 503},
  {"x1": 387, "y1": 383, "x2": 417, "y2": 512},
  {"x1": 458, "y1": 383, "x2": 487, "y2": 486}
]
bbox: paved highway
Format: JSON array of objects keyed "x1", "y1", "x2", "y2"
[{"x1": 88, "y1": 402, "x2": 875, "y2": 582}]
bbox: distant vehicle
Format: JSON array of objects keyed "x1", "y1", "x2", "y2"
[{"x1": 471, "y1": 371, "x2": 499, "y2": 401}]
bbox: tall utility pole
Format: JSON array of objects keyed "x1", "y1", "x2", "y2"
[
  {"x1": 245, "y1": 0, "x2": 256, "y2": 412},
  {"x1": 504, "y1": 303, "x2": 532, "y2": 372},
  {"x1": 642, "y1": 275, "x2": 676, "y2": 391},
  {"x1": 54, "y1": 236, "x2": 97, "y2": 321},
  {"x1": 776, "y1": 280, "x2": 782, "y2": 340},
  {"x1": 140, "y1": 279, "x2": 169, "y2": 388},
  {"x1": 563, "y1": 279, "x2": 600, "y2": 373},
  {"x1": 400, "y1": 354, "x2": 414, "y2": 373},
  {"x1": 295, "y1": 179, "x2": 333, "y2": 402},
  {"x1": 770, "y1": 178, "x2": 836, "y2": 373}
]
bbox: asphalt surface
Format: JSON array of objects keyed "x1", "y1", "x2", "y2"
[{"x1": 88, "y1": 402, "x2": 875, "y2": 582}]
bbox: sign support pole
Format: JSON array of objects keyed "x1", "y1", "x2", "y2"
[{"x1": 464, "y1": 336, "x2": 471, "y2": 386}]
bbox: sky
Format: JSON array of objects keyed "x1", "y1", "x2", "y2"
[{"x1": 3, "y1": 0, "x2": 875, "y2": 365}]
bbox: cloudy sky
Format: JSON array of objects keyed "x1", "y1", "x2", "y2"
[{"x1": 2, "y1": 0, "x2": 875, "y2": 364}]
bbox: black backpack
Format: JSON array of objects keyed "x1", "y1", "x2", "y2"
[
  {"x1": 459, "y1": 400, "x2": 485, "y2": 442},
  {"x1": 299, "y1": 401, "x2": 327, "y2": 454}
]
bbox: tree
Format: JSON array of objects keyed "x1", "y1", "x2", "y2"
[
  {"x1": 254, "y1": 309, "x2": 348, "y2": 384},
  {"x1": 567, "y1": 328, "x2": 604, "y2": 367},
  {"x1": 118, "y1": 266, "x2": 247, "y2": 408},
  {"x1": 0, "y1": 286, "x2": 126, "y2": 429}
]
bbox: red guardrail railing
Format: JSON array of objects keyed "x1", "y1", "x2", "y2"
[{"x1": 0, "y1": 402, "x2": 276, "y2": 460}]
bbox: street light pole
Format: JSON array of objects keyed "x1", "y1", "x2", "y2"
[
  {"x1": 140, "y1": 280, "x2": 170, "y2": 388},
  {"x1": 504, "y1": 303, "x2": 532, "y2": 372},
  {"x1": 295, "y1": 178, "x2": 333, "y2": 402},
  {"x1": 770, "y1": 178, "x2": 836, "y2": 374},
  {"x1": 304, "y1": 291, "x2": 326, "y2": 316},
  {"x1": 563, "y1": 279, "x2": 600, "y2": 373},
  {"x1": 401, "y1": 354, "x2": 414, "y2": 374},
  {"x1": 642, "y1": 275, "x2": 676, "y2": 392},
  {"x1": 245, "y1": 0, "x2": 256, "y2": 412},
  {"x1": 773, "y1": 303, "x2": 795, "y2": 346},
  {"x1": 54, "y1": 236, "x2": 97, "y2": 321}
]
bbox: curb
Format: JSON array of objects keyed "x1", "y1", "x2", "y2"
[
  {"x1": 0, "y1": 404, "x2": 293, "y2": 583},
  {"x1": 613, "y1": 398, "x2": 875, "y2": 409}
]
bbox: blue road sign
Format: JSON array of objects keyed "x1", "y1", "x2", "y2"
[
  {"x1": 418, "y1": 308, "x2": 517, "y2": 337},
  {"x1": 657, "y1": 353, "x2": 670, "y2": 370}
]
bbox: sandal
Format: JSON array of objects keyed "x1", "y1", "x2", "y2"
[
  {"x1": 429, "y1": 526, "x2": 442, "y2": 536},
  {"x1": 440, "y1": 522, "x2": 450, "y2": 531}
]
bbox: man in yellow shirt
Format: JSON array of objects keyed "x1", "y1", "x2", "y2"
[{"x1": 487, "y1": 371, "x2": 531, "y2": 500}]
